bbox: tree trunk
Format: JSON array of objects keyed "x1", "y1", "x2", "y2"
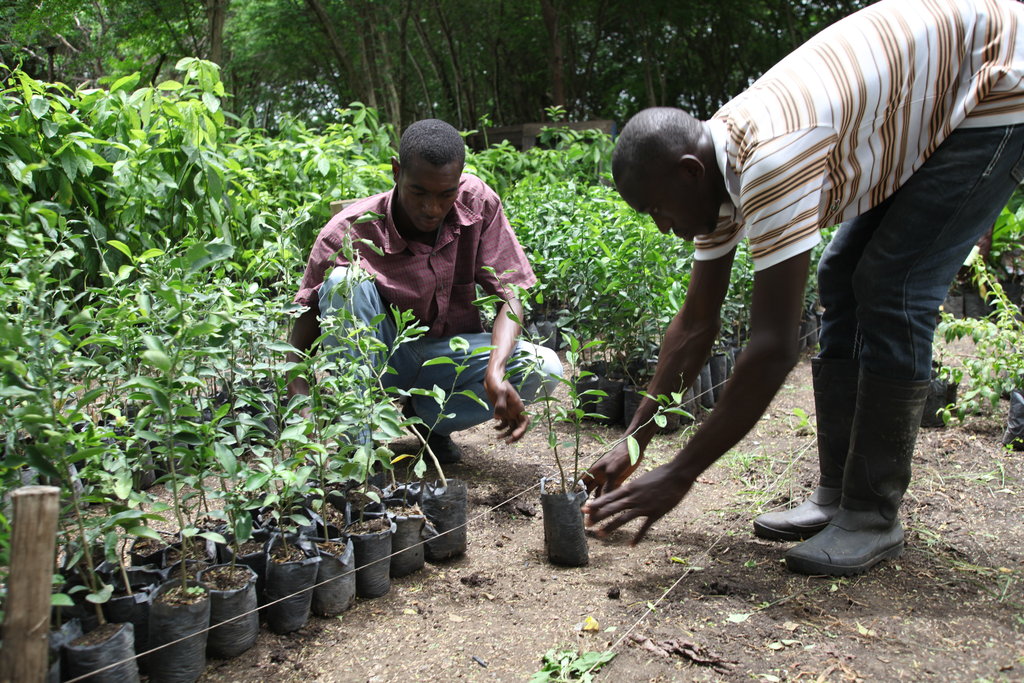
[
  {"x1": 305, "y1": 0, "x2": 364, "y2": 102},
  {"x1": 429, "y1": 0, "x2": 470, "y2": 127},
  {"x1": 412, "y1": 9, "x2": 459, "y2": 124},
  {"x1": 207, "y1": 0, "x2": 228, "y2": 65},
  {"x1": 540, "y1": 0, "x2": 566, "y2": 110}
]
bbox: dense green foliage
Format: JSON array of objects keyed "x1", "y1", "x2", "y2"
[
  {"x1": 0, "y1": 62, "x2": 708, "y2": 617},
  {"x1": 2, "y1": 0, "x2": 867, "y2": 129}
]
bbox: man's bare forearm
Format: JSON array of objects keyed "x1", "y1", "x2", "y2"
[
  {"x1": 486, "y1": 298, "x2": 523, "y2": 384},
  {"x1": 287, "y1": 300, "x2": 321, "y2": 397}
]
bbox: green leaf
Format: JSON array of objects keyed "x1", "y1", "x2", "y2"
[
  {"x1": 113, "y1": 476, "x2": 132, "y2": 501},
  {"x1": 110, "y1": 73, "x2": 141, "y2": 93},
  {"x1": 202, "y1": 92, "x2": 221, "y2": 113},
  {"x1": 280, "y1": 424, "x2": 308, "y2": 443},
  {"x1": 233, "y1": 515, "x2": 254, "y2": 545},
  {"x1": 266, "y1": 341, "x2": 298, "y2": 353},
  {"x1": 107, "y1": 240, "x2": 133, "y2": 260},
  {"x1": 421, "y1": 356, "x2": 457, "y2": 367},
  {"x1": 198, "y1": 531, "x2": 228, "y2": 545},
  {"x1": 142, "y1": 349, "x2": 172, "y2": 374},
  {"x1": 126, "y1": 526, "x2": 163, "y2": 540},
  {"x1": 85, "y1": 583, "x2": 114, "y2": 604},
  {"x1": 214, "y1": 442, "x2": 237, "y2": 476},
  {"x1": 354, "y1": 211, "x2": 384, "y2": 224},
  {"x1": 626, "y1": 436, "x2": 640, "y2": 465},
  {"x1": 51, "y1": 593, "x2": 74, "y2": 607},
  {"x1": 29, "y1": 95, "x2": 50, "y2": 118}
]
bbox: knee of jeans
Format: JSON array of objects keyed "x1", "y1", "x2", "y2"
[
  {"x1": 517, "y1": 346, "x2": 564, "y2": 401},
  {"x1": 319, "y1": 267, "x2": 379, "y2": 318},
  {"x1": 537, "y1": 346, "x2": 564, "y2": 380}
]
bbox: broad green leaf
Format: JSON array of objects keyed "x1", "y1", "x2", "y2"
[
  {"x1": 626, "y1": 436, "x2": 640, "y2": 465},
  {"x1": 29, "y1": 95, "x2": 49, "y2": 118},
  {"x1": 85, "y1": 584, "x2": 114, "y2": 604},
  {"x1": 198, "y1": 531, "x2": 228, "y2": 545},
  {"x1": 280, "y1": 424, "x2": 308, "y2": 443},
  {"x1": 142, "y1": 348, "x2": 172, "y2": 373},
  {"x1": 233, "y1": 516, "x2": 253, "y2": 545},
  {"x1": 110, "y1": 73, "x2": 141, "y2": 93},
  {"x1": 107, "y1": 240, "x2": 133, "y2": 260},
  {"x1": 126, "y1": 526, "x2": 163, "y2": 541},
  {"x1": 202, "y1": 92, "x2": 221, "y2": 113},
  {"x1": 50, "y1": 593, "x2": 74, "y2": 607}
]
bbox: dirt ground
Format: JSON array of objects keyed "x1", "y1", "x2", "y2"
[{"x1": 199, "y1": 346, "x2": 1024, "y2": 683}]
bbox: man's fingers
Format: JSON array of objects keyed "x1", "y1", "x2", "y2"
[
  {"x1": 509, "y1": 415, "x2": 530, "y2": 441},
  {"x1": 598, "y1": 477, "x2": 622, "y2": 498},
  {"x1": 593, "y1": 508, "x2": 643, "y2": 538},
  {"x1": 630, "y1": 517, "x2": 656, "y2": 545},
  {"x1": 583, "y1": 490, "x2": 632, "y2": 524}
]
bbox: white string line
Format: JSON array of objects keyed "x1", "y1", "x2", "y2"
[
  {"x1": 63, "y1": 331, "x2": 821, "y2": 682},
  {"x1": 578, "y1": 531, "x2": 729, "y2": 679}
]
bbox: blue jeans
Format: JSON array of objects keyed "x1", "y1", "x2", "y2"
[
  {"x1": 818, "y1": 124, "x2": 1024, "y2": 381},
  {"x1": 318, "y1": 267, "x2": 564, "y2": 436}
]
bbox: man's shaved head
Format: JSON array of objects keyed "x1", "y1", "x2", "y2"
[
  {"x1": 399, "y1": 118, "x2": 466, "y2": 168},
  {"x1": 612, "y1": 107, "x2": 704, "y2": 194}
]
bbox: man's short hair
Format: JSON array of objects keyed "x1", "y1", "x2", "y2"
[
  {"x1": 399, "y1": 119, "x2": 466, "y2": 168},
  {"x1": 612, "y1": 107, "x2": 702, "y2": 184}
]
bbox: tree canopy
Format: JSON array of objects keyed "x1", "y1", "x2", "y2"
[{"x1": 2, "y1": 0, "x2": 867, "y2": 130}]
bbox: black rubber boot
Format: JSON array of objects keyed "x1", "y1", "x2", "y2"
[
  {"x1": 786, "y1": 371, "x2": 929, "y2": 575},
  {"x1": 753, "y1": 358, "x2": 858, "y2": 541}
]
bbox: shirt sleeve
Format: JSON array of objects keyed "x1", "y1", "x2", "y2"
[
  {"x1": 696, "y1": 126, "x2": 835, "y2": 270},
  {"x1": 474, "y1": 186, "x2": 537, "y2": 300}
]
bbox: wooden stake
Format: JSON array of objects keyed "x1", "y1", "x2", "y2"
[{"x1": 0, "y1": 485, "x2": 60, "y2": 683}]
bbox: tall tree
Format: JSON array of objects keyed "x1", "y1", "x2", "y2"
[{"x1": 540, "y1": 0, "x2": 566, "y2": 109}]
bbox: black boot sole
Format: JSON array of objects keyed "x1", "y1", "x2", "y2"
[
  {"x1": 785, "y1": 539, "x2": 904, "y2": 576},
  {"x1": 753, "y1": 519, "x2": 829, "y2": 542}
]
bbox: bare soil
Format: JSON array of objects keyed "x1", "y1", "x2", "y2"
[{"x1": 197, "y1": 349, "x2": 1024, "y2": 682}]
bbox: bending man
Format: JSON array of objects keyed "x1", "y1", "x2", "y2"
[{"x1": 584, "y1": 0, "x2": 1024, "y2": 575}]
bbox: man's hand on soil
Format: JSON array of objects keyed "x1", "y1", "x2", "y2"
[
  {"x1": 490, "y1": 381, "x2": 530, "y2": 443},
  {"x1": 582, "y1": 463, "x2": 694, "y2": 545}
]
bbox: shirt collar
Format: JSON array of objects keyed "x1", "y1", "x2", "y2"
[
  {"x1": 381, "y1": 180, "x2": 483, "y2": 254},
  {"x1": 707, "y1": 117, "x2": 742, "y2": 210}
]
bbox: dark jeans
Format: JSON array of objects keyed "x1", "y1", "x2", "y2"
[{"x1": 818, "y1": 124, "x2": 1024, "y2": 381}]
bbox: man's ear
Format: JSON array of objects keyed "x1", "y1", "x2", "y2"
[
  {"x1": 678, "y1": 154, "x2": 706, "y2": 181},
  {"x1": 391, "y1": 156, "x2": 401, "y2": 183}
]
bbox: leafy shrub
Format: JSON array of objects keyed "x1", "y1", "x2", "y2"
[{"x1": 936, "y1": 259, "x2": 1024, "y2": 421}]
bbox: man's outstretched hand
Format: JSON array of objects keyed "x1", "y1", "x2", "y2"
[
  {"x1": 580, "y1": 440, "x2": 640, "y2": 498},
  {"x1": 488, "y1": 379, "x2": 530, "y2": 443},
  {"x1": 582, "y1": 462, "x2": 695, "y2": 545}
]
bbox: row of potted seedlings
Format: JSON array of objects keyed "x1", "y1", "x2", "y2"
[{"x1": 50, "y1": 469, "x2": 469, "y2": 682}]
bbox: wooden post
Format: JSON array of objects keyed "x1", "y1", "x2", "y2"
[
  {"x1": 330, "y1": 198, "x2": 361, "y2": 216},
  {"x1": 0, "y1": 485, "x2": 60, "y2": 683}
]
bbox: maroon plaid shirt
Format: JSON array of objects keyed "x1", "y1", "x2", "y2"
[{"x1": 295, "y1": 174, "x2": 536, "y2": 337}]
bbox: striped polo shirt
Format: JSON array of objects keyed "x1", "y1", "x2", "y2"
[{"x1": 696, "y1": 0, "x2": 1024, "y2": 270}]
